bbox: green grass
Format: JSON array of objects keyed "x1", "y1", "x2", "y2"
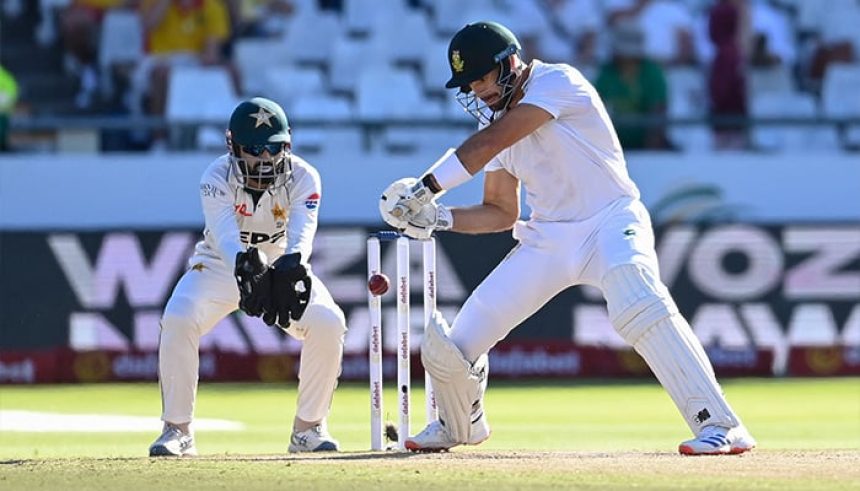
[{"x1": 1, "y1": 378, "x2": 858, "y2": 490}]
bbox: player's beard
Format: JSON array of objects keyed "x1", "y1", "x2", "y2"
[
  {"x1": 233, "y1": 154, "x2": 289, "y2": 191},
  {"x1": 245, "y1": 177, "x2": 269, "y2": 191}
]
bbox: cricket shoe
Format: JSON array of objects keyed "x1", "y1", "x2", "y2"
[
  {"x1": 404, "y1": 413, "x2": 491, "y2": 453},
  {"x1": 149, "y1": 424, "x2": 197, "y2": 457},
  {"x1": 288, "y1": 424, "x2": 340, "y2": 452},
  {"x1": 679, "y1": 425, "x2": 756, "y2": 455}
]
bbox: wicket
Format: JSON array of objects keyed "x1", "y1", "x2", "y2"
[{"x1": 367, "y1": 231, "x2": 438, "y2": 451}]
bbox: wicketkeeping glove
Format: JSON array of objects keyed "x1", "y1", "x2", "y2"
[
  {"x1": 234, "y1": 248, "x2": 271, "y2": 317},
  {"x1": 262, "y1": 252, "x2": 312, "y2": 329}
]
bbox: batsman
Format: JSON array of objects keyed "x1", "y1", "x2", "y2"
[
  {"x1": 149, "y1": 97, "x2": 345, "y2": 456},
  {"x1": 379, "y1": 22, "x2": 756, "y2": 455}
]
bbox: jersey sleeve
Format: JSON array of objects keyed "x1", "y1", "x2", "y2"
[
  {"x1": 518, "y1": 66, "x2": 591, "y2": 119},
  {"x1": 484, "y1": 154, "x2": 504, "y2": 173},
  {"x1": 200, "y1": 160, "x2": 243, "y2": 270},
  {"x1": 285, "y1": 164, "x2": 321, "y2": 262}
]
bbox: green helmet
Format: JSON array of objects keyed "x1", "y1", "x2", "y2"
[
  {"x1": 228, "y1": 97, "x2": 290, "y2": 147},
  {"x1": 445, "y1": 21, "x2": 521, "y2": 91},
  {"x1": 445, "y1": 22, "x2": 522, "y2": 124},
  {"x1": 226, "y1": 97, "x2": 292, "y2": 191}
]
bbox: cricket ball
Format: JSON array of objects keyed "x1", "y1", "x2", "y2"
[{"x1": 368, "y1": 273, "x2": 390, "y2": 296}]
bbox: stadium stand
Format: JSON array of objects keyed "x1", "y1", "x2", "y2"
[
  {"x1": 97, "y1": 9, "x2": 144, "y2": 102},
  {"x1": 2, "y1": 0, "x2": 859, "y2": 152},
  {"x1": 821, "y1": 63, "x2": 860, "y2": 148},
  {"x1": 166, "y1": 66, "x2": 240, "y2": 122},
  {"x1": 233, "y1": 38, "x2": 295, "y2": 95}
]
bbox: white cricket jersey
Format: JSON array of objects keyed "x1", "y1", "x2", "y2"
[
  {"x1": 193, "y1": 153, "x2": 322, "y2": 270},
  {"x1": 485, "y1": 60, "x2": 640, "y2": 222}
]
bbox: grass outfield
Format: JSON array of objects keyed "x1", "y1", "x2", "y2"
[{"x1": 0, "y1": 378, "x2": 858, "y2": 490}]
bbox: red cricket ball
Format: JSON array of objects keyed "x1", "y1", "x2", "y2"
[{"x1": 367, "y1": 273, "x2": 390, "y2": 296}]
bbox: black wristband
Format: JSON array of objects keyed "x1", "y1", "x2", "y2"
[{"x1": 421, "y1": 174, "x2": 443, "y2": 194}]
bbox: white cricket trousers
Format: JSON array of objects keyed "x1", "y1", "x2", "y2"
[
  {"x1": 447, "y1": 197, "x2": 745, "y2": 434},
  {"x1": 448, "y1": 196, "x2": 660, "y2": 361},
  {"x1": 158, "y1": 255, "x2": 346, "y2": 426}
]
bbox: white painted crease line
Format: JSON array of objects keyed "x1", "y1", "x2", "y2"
[{"x1": 0, "y1": 411, "x2": 245, "y2": 432}]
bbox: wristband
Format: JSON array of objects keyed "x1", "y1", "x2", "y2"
[{"x1": 425, "y1": 148, "x2": 472, "y2": 191}]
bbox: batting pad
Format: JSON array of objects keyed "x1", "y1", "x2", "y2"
[
  {"x1": 421, "y1": 310, "x2": 488, "y2": 443},
  {"x1": 602, "y1": 264, "x2": 740, "y2": 434}
]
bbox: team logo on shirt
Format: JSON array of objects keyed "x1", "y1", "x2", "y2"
[
  {"x1": 305, "y1": 193, "x2": 320, "y2": 210},
  {"x1": 451, "y1": 50, "x2": 464, "y2": 73},
  {"x1": 272, "y1": 204, "x2": 286, "y2": 220}
]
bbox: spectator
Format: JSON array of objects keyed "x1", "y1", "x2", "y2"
[
  {"x1": 595, "y1": 23, "x2": 673, "y2": 150},
  {"x1": 225, "y1": 0, "x2": 295, "y2": 39},
  {"x1": 808, "y1": 39, "x2": 856, "y2": 90},
  {"x1": 605, "y1": 0, "x2": 649, "y2": 25},
  {"x1": 605, "y1": 0, "x2": 697, "y2": 66},
  {"x1": 749, "y1": 0, "x2": 796, "y2": 68},
  {"x1": 708, "y1": 0, "x2": 749, "y2": 149},
  {"x1": 134, "y1": 0, "x2": 234, "y2": 147},
  {"x1": 0, "y1": 65, "x2": 19, "y2": 152},
  {"x1": 60, "y1": 0, "x2": 138, "y2": 109},
  {"x1": 806, "y1": 0, "x2": 859, "y2": 89}
]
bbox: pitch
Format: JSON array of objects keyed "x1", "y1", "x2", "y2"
[{"x1": 1, "y1": 378, "x2": 858, "y2": 490}]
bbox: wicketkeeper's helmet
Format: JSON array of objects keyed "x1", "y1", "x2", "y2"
[
  {"x1": 445, "y1": 21, "x2": 522, "y2": 124},
  {"x1": 226, "y1": 97, "x2": 292, "y2": 190}
]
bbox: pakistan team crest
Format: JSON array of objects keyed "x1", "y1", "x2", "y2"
[{"x1": 272, "y1": 204, "x2": 286, "y2": 220}]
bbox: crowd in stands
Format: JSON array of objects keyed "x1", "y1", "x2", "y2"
[{"x1": 1, "y1": 0, "x2": 859, "y2": 152}]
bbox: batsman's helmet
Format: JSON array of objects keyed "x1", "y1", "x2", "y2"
[
  {"x1": 445, "y1": 21, "x2": 521, "y2": 90},
  {"x1": 445, "y1": 22, "x2": 522, "y2": 123},
  {"x1": 226, "y1": 97, "x2": 292, "y2": 190}
]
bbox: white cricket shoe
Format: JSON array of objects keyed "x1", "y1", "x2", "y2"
[
  {"x1": 288, "y1": 424, "x2": 340, "y2": 452},
  {"x1": 149, "y1": 424, "x2": 197, "y2": 457},
  {"x1": 679, "y1": 425, "x2": 756, "y2": 455},
  {"x1": 404, "y1": 414, "x2": 491, "y2": 452}
]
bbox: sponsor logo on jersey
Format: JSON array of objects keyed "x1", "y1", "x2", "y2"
[
  {"x1": 305, "y1": 193, "x2": 320, "y2": 210},
  {"x1": 200, "y1": 183, "x2": 223, "y2": 198},
  {"x1": 240, "y1": 230, "x2": 286, "y2": 245},
  {"x1": 234, "y1": 203, "x2": 253, "y2": 217}
]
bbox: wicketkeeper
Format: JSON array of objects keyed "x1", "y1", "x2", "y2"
[{"x1": 149, "y1": 97, "x2": 345, "y2": 456}]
